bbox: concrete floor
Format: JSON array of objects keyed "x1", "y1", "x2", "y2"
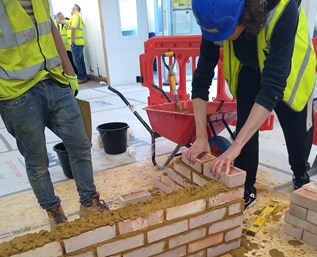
[{"x1": 0, "y1": 80, "x2": 317, "y2": 254}]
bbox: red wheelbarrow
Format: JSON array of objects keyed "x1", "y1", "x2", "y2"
[{"x1": 107, "y1": 85, "x2": 236, "y2": 169}]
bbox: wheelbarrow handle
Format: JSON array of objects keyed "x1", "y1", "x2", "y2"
[
  {"x1": 151, "y1": 84, "x2": 172, "y2": 103},
  {"x1": 108, "y1": 86, "x2": 131, "y2": 107}
]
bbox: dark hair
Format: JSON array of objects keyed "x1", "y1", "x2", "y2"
[
  {"x1": 74, "y1": 4, "x2": 81, "y2": 12},
  {"x1": 239, "y1": 0, "x2": 267, "y2": 36}
]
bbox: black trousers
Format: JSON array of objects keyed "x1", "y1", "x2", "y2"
[{"x1": 234, "y1": 65, "x2": 314, "y2": 190}]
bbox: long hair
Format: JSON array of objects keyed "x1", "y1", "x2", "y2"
[{"x1": 239, "y1": 0, "x2": 267, "y2": 36}]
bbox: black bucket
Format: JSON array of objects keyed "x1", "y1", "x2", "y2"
[
  {"x1": 53, "y1": 142, "x2": 73, "y2": 179},
  {"x1": 97, "y1": 122, "x2": 129, "y2": 154}
]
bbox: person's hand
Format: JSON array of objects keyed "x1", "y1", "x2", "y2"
[
  {"x1": 64, "y1": 74, "x2": 79, "y2": 96},
  {"x1": 185, "y1": 138, "x2": 211, "y2": 163},
  {"x1": 208, "y1": 142, "x2": 242, "y2": 178}
]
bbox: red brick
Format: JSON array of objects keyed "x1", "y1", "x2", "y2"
[
  {"x1": 118, "y1": 190, "x2": 152, "y2": 207},
  {"x1": 307, "y1": 209, "x2": 317, "y2": 226},
  {"x1": 203, "y1": 165, "x2": 246, "y2": 188},
  {"x1": 291, "y1": 187, "x2": 317, "y2": 212},
  {"x1": 227, "y1": 200, "x2": 244, "y2": 216},
  {"x1": 154, "y1": 178, "x2": 174, "y2": 194},
  {"x1": 284, "y1": 222, "x2": 303, "y2": 240},
  {"x1": 161, "y1": 173, "x2": 183, "y2": 190},
  {"x1": 182, "y1": 152, "x2": 216, "y2": 173},
  {"x1": 208, "y1": 215, "x2": 243, "y2": 234},
  {"x1": 189, "y1": 207, "x2": 226, "y2": 229},
  {"x1": 302, "y1": 230, "x2": 317, "y2": 247},
  {"x1": 192, "y1": 172, "x2": 209, "y2": 186},
  {"x1": 284, "y1": 211, "x2": 317, "y2": 235},
  {"x1": 11, "y1": 242, "x2": 63, "y2": 257},
  {"x1": 153, "y1": 246, "x2": 187, "y2": 257},
  {"x1": 208, "y1": 187, "x2": 244, "y2": 208},
  {"x1": 118, "y1": 210, "x2": 164, "y2": 234},
  {"x1": 173, "y1": 158, "x2": 192, "y2": 179},
  {"x1": 97, "y1": 234, "x2": 144, "y2": 256},
  {"x1": 147, "y1": 220, "x2": 188, "y2": 243},
  {"x1": 169, "y1": 227, "x2": 206, "y2": 248},
  {"x1": 123, "y1": 241, "x2": 165, "y2": 257},
  {"x1": 288, "y1": 203, "x2": 308, "y2": 220},
  {"x1": 64, "y1": 225, "x2": 116, "y2": 253},
  {"x1": 167, "y1": 168, "x2": 193, "y2": 188},
  {"x1": 303, "y1": 181, "x2": 317, "y2": 193},
  {"x1": 166, "y1": 199, "x2": 206, "y2": 220},
  {"x1": 187, "y1": 233, "x2": 224, "y2": 253},
  {"x1": 224, "y1": 226, "x2": 242, "y2": 241},
  {"x1": 207, "y1": 239, "x2": 241, "y2": 257}
]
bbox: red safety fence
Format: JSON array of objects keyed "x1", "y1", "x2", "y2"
[{"x1": 137, "y1": 35, "x2": 274, "y2": 131}]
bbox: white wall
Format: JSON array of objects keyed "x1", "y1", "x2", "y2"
[{"x1": 51, "y1": 0, "x2": 108, "y2": 79}]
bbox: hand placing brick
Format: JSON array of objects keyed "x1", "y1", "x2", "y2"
[{"x1": 182, "y1": 152, "x2": 216, "y2": 173}]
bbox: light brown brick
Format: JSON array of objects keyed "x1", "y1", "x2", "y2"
[
  {"x1": 147, "y1": 220, "x2": 188, "y2": 243},
  {"x1": 192, "y1": 172, "x2": 209, "y2": 186},
  {"x1": 284, "y1": 211, "x2": 317, "y2": 235},
  {"x1": 302, "y1": 230, "x2": 317, "y2": 247},
  {"x1": 173, "y1": 158, "x2": 192, "y2": 179},
  {"x1": 288, "y1": 203, "x2": 308, "y2": 220},
  {"x1": 207, "y1": 239, "x2": 241, "y2": 257},
  {"x1": 123, "y1": 241, "x2": 165, "y2": 257},
  {"x1": 187, "y1": 233, "x2": 224, "y2": 253},
  {"x1": 153, "y1": 246, "x2": 187, "y2": 257},
  {"x1": 118, "y1": 210, "x2": 164, "y2": 234},
  {"x1": 189, "y1": 207, "x2": 226, "y2": 229},
  {"x1": 11, "y1": 242, "x2": 63, "y2": 257},
  {"x1": 169, "y1": 227, "x2": 206, "y2": 248},
  {"x1": 203, "y1": 165, "x2": 246, "y2": 188},
  {"x1": 208, "y1": 215, "x2": 243, "y2": 234},
  {"x1": 182, "y1": 152, "x2": 216, "y2": 173},
  {"x1": 303, "y1": 181, "x2": 317, "y2": 193},
  {"x1": 166, "y1": 199, "x2": 206, "y2": 220},
  {"x1": 167, "y1": 168, "x2": 193, "y2": 188},
  {"x1": 161, "y1": 174, "x2": 183, "y2": 190},
  {"x1": 97, "y1": 234, "x2": 144, "y2": 256},
  {"x1": 291, "y1": 187, "x2": 317, "y2": 212},
  {"x1": 72, "y1": 252, "x2": 94, "y2": 257},
  {"x1": 185, "y1": 251, "x2": 206, "y2": 257},
  {"x1": 227, "y1": 200, "x2": 244, "y2": 216},
  {"x1": 64, "y1": 225, "x2": 116, "y2": 253},
  {"x1": 284, "y1": 222, "x2": 303, "y2": 239},
  {"x1": 224, "y1": 226, "x2": 242, "y2": 241},
  {"x1": 118, "y1": 190, "x2": 152, "y2": 207},
  {"x1": 208, "y1": 187, "x2": 244, "y2": 208},
  {"x1": 307, "y1": 209, "x2": 317, "y2": 226}
]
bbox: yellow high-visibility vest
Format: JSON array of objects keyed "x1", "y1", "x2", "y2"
[
  {"x1": 0, "y1": 0, "x2": 68, "y2": 100},
  {"x1": 59, "y1": 21, "x2": 70, "y2": 51},
  {"x1": 223, "y1": 0, "x2": 316, "y2": 111},
  {"x1": 67, "y1": 12, "x2": 85, "y2": 46}
]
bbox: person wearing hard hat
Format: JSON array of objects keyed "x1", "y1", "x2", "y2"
[
  {"x1": 0, "y1": 0, "x2": 109, "y2": 230},
  {"x1": 186, "y1": 0, "x2": 316, "y2": 209}
]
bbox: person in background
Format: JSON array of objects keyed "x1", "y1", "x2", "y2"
[
  {"x1": 0, "y1": 0, "x2": 109, "y2": 230},
  {"x1": 56, "y1": 11, "x2": 78, "y2": 75},
  {"x1": 186, "y1": 0, "x2": 316, "y2": 209},
  {"x1": 68, "y1": 4, "x2": 88, "y2": 84}
]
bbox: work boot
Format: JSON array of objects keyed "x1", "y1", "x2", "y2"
[
  {"x1": 292, "y1": 172, "x2": 310, "y2": 190},
  {"x1": 46, "y1": 203, "x2": 68, "y2": 230},
  {"x1": 80, "y1": 192, "x2": 110, "y2": 218}
]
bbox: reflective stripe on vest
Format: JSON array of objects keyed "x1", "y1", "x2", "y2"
[
  {"x1": 223, "y1": 0, "x2": 316, "y2": 111},
  {"x1": 67, "y1": 12, "x2": 85, "y2": 45},
  {"x1": 0, "y1": 0, "x2": 68, "y2": 100},
  {"x1": 60, "y1": 24, "x2": 70, "y2": 51}
]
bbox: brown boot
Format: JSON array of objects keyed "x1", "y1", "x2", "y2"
[
  {"x1": 46, "y1": 203, "x2": 68, "y2": 230},
  {"x1": 80, "y1": 192, "x2": 110, "y2": 218}
]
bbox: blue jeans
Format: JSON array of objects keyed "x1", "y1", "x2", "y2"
[
  {"x1": 71, "y1": 45, "x2": 88, "y2": 80},
  {"x1": 0, "y1": 79, "x2": 96, "y2": 209}
]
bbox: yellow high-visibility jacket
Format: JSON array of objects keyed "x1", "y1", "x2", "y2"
[
  {"x1": 59, "y1": 21, "x2": 71, "y2": 51},
  {"x1": 223, "y1": 0, "x2": 316, "y2": 111},
  {"x1": 67, "y1": 12, "x2": 85, "y2": 46},
  {"x1": 0, "y1": 0, "x2": 68, "y2": 100}
]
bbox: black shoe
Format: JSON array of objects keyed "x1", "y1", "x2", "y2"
[
  {"x1": 244, "y1": 187, "x2": 256, "y2": 210},
  {"x1": 292, "y1": 172, "x2": 310, "y2": 190}
]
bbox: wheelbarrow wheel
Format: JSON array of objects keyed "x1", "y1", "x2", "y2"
[{"x1": 208, "y1": 136, "x2": 232, "y2": 157}]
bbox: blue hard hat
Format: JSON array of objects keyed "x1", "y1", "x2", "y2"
[{"x1": 192, "y1": 0, "x2": 245, "y2": 42}]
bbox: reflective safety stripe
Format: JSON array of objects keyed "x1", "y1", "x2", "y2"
[
  {"x1": 0, "y1": 55, "x2": 62, "y2": 80},
  {"x1": 287, "y1": 34, "x2": 313, "y2": 107}
]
